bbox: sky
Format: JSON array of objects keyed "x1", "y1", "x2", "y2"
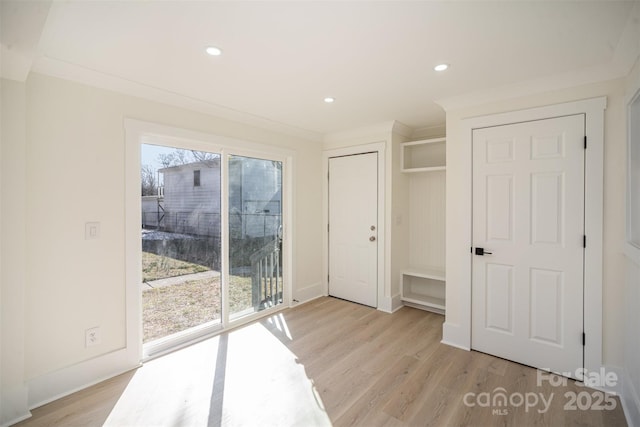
[
  {"x1": 141, "y1": 144, "x2": 220, "y2": 172},
  {"x1": 141, "y1": 143, "x2": 178, "y2": 172}
]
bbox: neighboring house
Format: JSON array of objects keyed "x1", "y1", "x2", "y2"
[
  {"x1": 153, "y1": 157, "x2": 281, "y2": 238},
  {"x1": 157, "y1": 159, "x2": 221, "y2": 237}
]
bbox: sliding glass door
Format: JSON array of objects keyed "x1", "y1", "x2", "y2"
[
  {"x1": 228, "y1": 155, "x2": 284, "y2": 319},
  {"x1": 139, "y1": 142, "x2": 287, "y2": 354},
  {"x1": 140, "y1": 145, "x2": 222, "y2": 344}
]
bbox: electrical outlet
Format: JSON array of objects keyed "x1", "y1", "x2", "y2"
[{"x1": 85, "y1": 327, "x2": 101, "y2": 347}]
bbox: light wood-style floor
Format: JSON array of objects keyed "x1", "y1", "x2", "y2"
[{"x1": 16, "y1": 297, "x2": 627, "y2": 426}]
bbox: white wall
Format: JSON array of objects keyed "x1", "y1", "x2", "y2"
[
  {"x1": 444, "y1": 78, "x2": 628, "y2": 364},
  {"x1": 0, "y1": 79, "x2": 30, "y2": 425},
  {"x1": 622, "y1": 57, "x2": 640, "y2": 427},
  {"x1": 0, "y1": 72, "x2": 323, "y2": 423}
]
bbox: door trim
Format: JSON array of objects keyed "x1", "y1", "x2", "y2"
[
  {"x1": 322, "y1": 142, "x2": 388, "y2": 311},
  {"x1": 443, "y1": 97, "x2": 606, "y2": 376}
]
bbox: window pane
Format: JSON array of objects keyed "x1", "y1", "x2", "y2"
[
  {"x1": 228, "y1": 155, "x2": 283, "y2": 320},
  {"x1": 141, "y1": 145, "x2": 222, "y2": 343}
]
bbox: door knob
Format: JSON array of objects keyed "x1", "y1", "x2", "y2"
[
  {"x1": 475, "y1": 247, "x2": 492, "y2": 256},
  {"x1": 370, "y1": 225, "x2": 376, "y2": 231},
  {"x1": 369, "y1": 236, "x2": 376, "y2": 242}
]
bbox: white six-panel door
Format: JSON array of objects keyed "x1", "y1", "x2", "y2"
[
  {"x1": 472, "y1": 115, "x2": 585, "y2": 378},
  {"x1": 328, "y1": 153, "x2": 378, "y2": 307}
]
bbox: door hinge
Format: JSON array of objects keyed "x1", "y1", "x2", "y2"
[
  {"x1": 584, "y1": 135, "x2": 587, "y2": 149},
  {"x1": 327, "y1": 224, "x2": 329, "y2": 232},
  {"x1": 582, "y1": 332, "x2": 586, "y2": 346},
  {"x1": 327, "y1": 274, "x2": 330, "y2": 283},
  {"x1": 583, "y1": 235, "x2": 586, "y2": 248}
]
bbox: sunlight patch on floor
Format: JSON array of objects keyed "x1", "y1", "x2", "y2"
[
  {"x1": 104, "y1": 316, "x2": 330, "y2": 426},
  {"x1": 266, "y1": 312, "x2": 293, "y2": 341}
]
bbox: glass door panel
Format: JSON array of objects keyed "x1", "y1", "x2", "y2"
[
  {"x1": 228, "y1": 155, "x2": 283, "y2": 320},
  {"x1": 141, "y1": 144, "x2": 222, "y2": 343}
]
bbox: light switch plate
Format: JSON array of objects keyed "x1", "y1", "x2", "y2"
[{"x1": 85, "y1": 222, "x2": 100, "y2": 240}]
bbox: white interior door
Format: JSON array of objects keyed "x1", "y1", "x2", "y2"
[
  {"x1": 328, "y1": 153, "x2": 378, "y2": 307},
  {"x1": 472, "y1": 114, "x2": 585, "y2": 378}
]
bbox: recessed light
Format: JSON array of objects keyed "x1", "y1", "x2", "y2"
[
  {"x1": 324, "y1": 97, "x2": 335, "y2": 103},
  {"x1": 206, "y1": 46, "x2": 222, "y2": 56},
  {"x1": 434, "y1": 63, "x2": 449, "y2": 71}
]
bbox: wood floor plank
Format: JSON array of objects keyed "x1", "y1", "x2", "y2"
[
  {"x1": 382, "y1": 345, "x2": 459, "y2": 422},
  {"x1": 16, "y1": 297, "x2": 628, "y2": 427},
  {"x1": 333, "y1": 355, "x2": 421, "y2": 426}
]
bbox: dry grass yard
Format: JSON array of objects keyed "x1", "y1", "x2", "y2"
[
  {"x1": 143, "y1": 278, "x2": 222, "y2": 342},
  {"x1": 141, "y1": 252, "x2": 275, "y2": 342},
  {"x1": 142, "y1": 251, "x2": 209, "y2": 282}
]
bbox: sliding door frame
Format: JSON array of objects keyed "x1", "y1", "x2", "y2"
[
  {"x1": 221, "y1": 148, "x2": 290, "y2": 329},
  {"x1": 125, "y1": 119, "x2": 293, "y2": 361}
]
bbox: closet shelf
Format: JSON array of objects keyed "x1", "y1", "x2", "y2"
[
  {"x1": 401, "y1": 137, "x2": 446, "y2": 172},
  {"x1": 403, "y1": 166, "x2": 446, "y2": 173},
  {"x1": 401, "y1": 293, "x2": 446, "y2": 311},
  {"x1": 401, "y1": 268, "x2": 445, "y2": 282}
]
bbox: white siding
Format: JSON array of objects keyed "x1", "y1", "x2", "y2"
[
  {"x1": 160, "y1": 161, "x2": 221, "y2": 236},
  {"x1": 161, "y1": 160, "x2": 221, "y2": 213}
]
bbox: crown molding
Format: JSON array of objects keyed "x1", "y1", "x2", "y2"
[
  {"x1": 435, "y1": 62, "x2": 626, "y2": 112},
  {"x1": 323, "y1": 120, "x2": 400, "y2": 147},
  {"x1": 411, "y1": 124, "x2": 446, "y2": 140},
  {"x1": 436, "y1": 4, "x2": 640, "y2": 113},
  {"x1": 323, "y1": 119, "x2": 436, "y2": 147},
  {"x1": 30, "y1": 56, "x2": 323, "y2": 143},
  {"x1": 391, "y1": 120, "x2": 413, "y2": 138},
  {"x1": 613, "y1": 1, "x2": 640, "y2": 76},
  {"x1": 0, "y1": 1, "x2": 52, "y2": 82}
]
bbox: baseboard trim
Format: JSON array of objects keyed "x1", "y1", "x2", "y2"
[
  {"x1": 291, "y1": 294, "x2": 324, "y2": 307},
  {"x1": 1, "y1": 413, "x2": 31, "y2": 427},
  {"x1": 27, "y1": 347, "x2": 140, "y2": 410},
  {"x1": 586, "y1": 365, "x2": 624, "y2": 397},
  {"x1": 1, "y1": 412, "x2": 31, "y2": 427},
  {"x1": 293, "y1": 282, "x2": 323, "y2": 305},
  {"x1": 389, "y1": 294, "x2": 404, "y2": 313},
  {"x1": 375, "y1": 297, "x2": 390, "y2": 313},
  {"x1": 621, "y1": 369, "x2": 640, "y2": 427},
  {"x1": 0, "y1": 382, "x2": 30, "y2": 427},
  {"x1": 441, "y1": 321, "x2": 470, "y2": 351},
  {"x1": 440, "y1": 339, "x2": 471, "y2": 351}
]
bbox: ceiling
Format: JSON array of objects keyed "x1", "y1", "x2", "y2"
[{"x1": 2, "y1": 1, "x2": 639, "y2": 141}]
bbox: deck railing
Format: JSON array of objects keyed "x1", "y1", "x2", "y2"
[{"x1": 250, "y1": 238, "x2": 282, "y2": 310}]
